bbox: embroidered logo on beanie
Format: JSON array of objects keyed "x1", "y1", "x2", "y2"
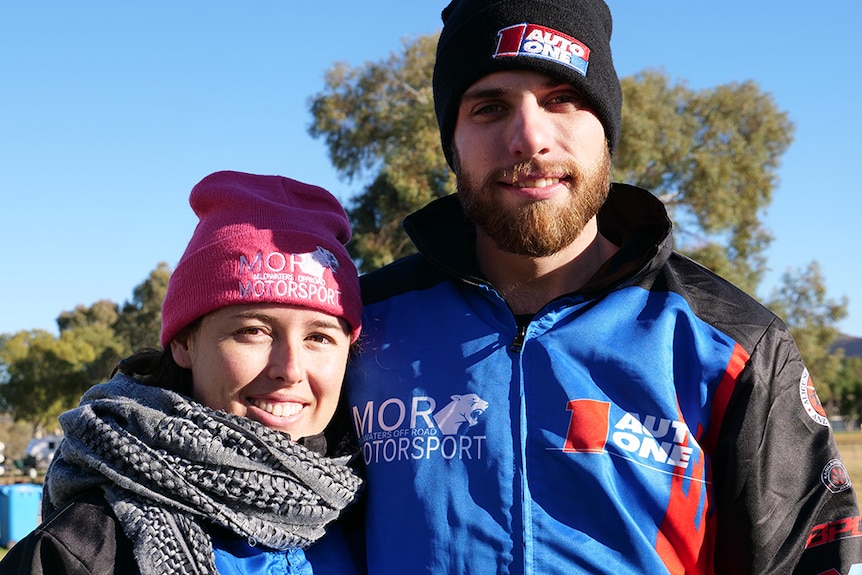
[
  {"x1": 237, "y1": 247, "x2": 343, "y2": 307},
  {"x1": 495, "y1": 23, "x2": 591, "y2": 76},
  {"x1": 160, "y1": 170, "x2": 362, "y2": 347}
]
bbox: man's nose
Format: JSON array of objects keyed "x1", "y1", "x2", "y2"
[{"x1": 506, "y1": 102, "x2": 552, "y2": 160}]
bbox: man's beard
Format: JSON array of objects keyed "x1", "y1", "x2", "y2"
[{"x1": 454, "y1": 146, "x2": 612, "y2": 257}]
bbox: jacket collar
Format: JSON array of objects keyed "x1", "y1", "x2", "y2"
[{"x1": 402, "y1": 183, "x2": 673, "y2": 295}]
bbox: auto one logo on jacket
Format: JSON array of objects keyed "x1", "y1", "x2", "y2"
[
  {"x1": 352, "y1": 393, "x2": 489, "y2": 464},
  {"x1": 564, "y1": 399, "x2": 697, "y2": 470}
]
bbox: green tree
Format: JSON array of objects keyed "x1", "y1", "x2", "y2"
[
  {"x1": 0, "y1": 329, "x2": 106, "y2": 433},
  {"x1": 0, "y1": 330, "x2": 56, "y2": 419},
  {"x1": 309, "y1": 35, "x2": 454, "y2": 272},
  {"x1": 0, "y1": 416, "x2": 36, "y2": 462},
  {"x1": 56, "y1": 299, "x2": 120, "y2": 332},
  {"x1": 833, "y1": 356, "x2": 862, "y2": 426},
  {"x1": 616, "y1": 71, "x2": 793, "y2": 294},
  {"x1": 55, "y1": 299, "x2": 129, "y2": 392},
  {"x1": 0, "y1": 264, "x2": 171, "y2": 431},
  {"x1": 766, "y1": 262, "x2": 848, "y2": 410},
  {"x1": 113, "y1": 262, "x2": 171, "y2": 352}
]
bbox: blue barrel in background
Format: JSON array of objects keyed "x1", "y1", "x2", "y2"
[{"x1": 0, "y1": 483, "x2": 42, "y2": 548}]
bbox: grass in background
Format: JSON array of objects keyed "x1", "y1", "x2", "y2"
[{"x1": 834, "y1": 432, "x2": 862, "y2": 484}]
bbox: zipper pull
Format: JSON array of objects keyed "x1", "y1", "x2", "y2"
[{"x1": 510, "y1": 322, "x2": 528, "y2": 353}]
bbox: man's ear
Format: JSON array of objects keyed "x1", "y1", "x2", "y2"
[{"x1": 170, "y1": 334, "x2": 194, "y2": 369}]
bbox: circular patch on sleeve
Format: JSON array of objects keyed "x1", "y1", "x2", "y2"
[
  {"x1": 822, "y1": 459, "x2": 852, "y2": 493},
  {"x1": 799, "y1": 368, "x2": 829, "y2": 426}
]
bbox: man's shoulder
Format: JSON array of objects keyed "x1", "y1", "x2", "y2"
[
  {"x1": 662, "y1": 251, "x2": 782, "y2": 347},
  {"x1": 360, "y1": 253, "x2": 448, "y2": 306}
]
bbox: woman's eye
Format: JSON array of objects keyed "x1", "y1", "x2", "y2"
[
  {"x1": 236, "y1": 326, "x2": 269, "y2": 338},
  {"x1": 307, "y1": 333, "x2": 335, "y2": 345}
]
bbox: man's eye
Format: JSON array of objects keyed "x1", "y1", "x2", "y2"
[
  {"x1": 549, "y1": 93, "x2": 587, "y2": 108},
  {"x1": 473, "y1": 103, "x2": 504, "y2": 116}
]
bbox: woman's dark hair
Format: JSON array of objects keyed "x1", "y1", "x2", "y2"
[
  {"x1": 113, "y1": 347, "x2": 193, "y2": 397},
  {"x1": 111, "y1": 319, "x2": 201, "y2": 397}
]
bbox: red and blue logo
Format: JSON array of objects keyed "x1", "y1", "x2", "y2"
[
  {"x1": 494, "y1": 23, "x2": 591, "y2": 77},
  {"x1": 563, "y1": 399, "x2": 697, "y2": 470}
]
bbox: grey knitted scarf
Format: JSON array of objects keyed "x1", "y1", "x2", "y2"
[{"x1": 43, "y1": 373, "x2": 363, "y2": 575}]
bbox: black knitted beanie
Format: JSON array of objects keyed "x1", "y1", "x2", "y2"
[{"x1": 432, "y1": 0, "x2": 622, "y2": 168}]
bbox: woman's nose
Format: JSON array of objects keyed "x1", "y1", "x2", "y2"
[{"x1": 267, "y1": 341, "x2": 305, "y2": 384}]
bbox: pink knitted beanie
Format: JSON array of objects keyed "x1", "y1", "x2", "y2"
[{"x1": 160, "y1": 170, "x2": 361, "y2": 346}]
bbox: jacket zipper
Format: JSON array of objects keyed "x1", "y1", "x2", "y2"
[{"x1": 510, "y1": 322, "x2": 528, "y2": 353}]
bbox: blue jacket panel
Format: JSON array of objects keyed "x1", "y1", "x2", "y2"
[
  {"x1": 212, "y1": 533, "x2": 312, "y2": 575},
  {"x1": 212, "y1": 519, "x2": 364, "y2": 575}
]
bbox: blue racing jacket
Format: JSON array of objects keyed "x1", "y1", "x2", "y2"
[{"x1": 346, "y1": 184, "x2": 862, "y2": 574}]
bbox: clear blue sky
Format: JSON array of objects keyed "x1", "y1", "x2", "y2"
[{"x1": 2, "y1": 1, "x2": 860, "y2": 338}]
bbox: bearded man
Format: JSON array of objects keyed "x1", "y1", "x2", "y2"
[{"x1": 345, "y1": 1, "x2": 862, "y2": 574}]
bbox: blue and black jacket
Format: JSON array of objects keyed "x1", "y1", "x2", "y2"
[{"x1": 347, "y1": 184, "x2": 862, "y2": 574}]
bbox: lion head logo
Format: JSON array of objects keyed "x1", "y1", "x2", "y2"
[
  {"x1": 433, "y1": 393, "x2": 489, "y2": 436},
  {"x1": 291, "y1": 246, "x2": 340, "y2": 279}
]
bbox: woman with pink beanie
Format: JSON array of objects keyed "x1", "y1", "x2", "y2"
[{"x1": 0, "y1": 171, "x2": 365, "y2": 574}]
